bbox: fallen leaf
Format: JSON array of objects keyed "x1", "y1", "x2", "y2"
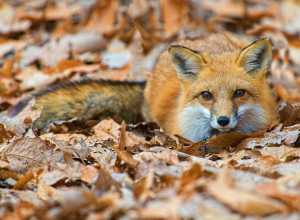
[
  {"x1": 256, "y1": 182, "x2": 300, "y2": 211},
  {"x1": 81, "y1": 165, "x2": 99, "y2": 185},
  {"x1": 265, "y1": 162, "x2": 300, "y2": 177},
  {"x1": 140, "y1": 197, "x2": 182, "y2": 219},
  {"x1": 206, "y1": 131, "x2": 265, "y2": 148},
  {"x1": 207, "y1": 166, "x2": 286, "y2": 216},
  {"x1": 0, "y1": 123, "x2": 15, "y2": 144},
  {"x1": 179, "y1": 163, "x2": 202, "y2": 189},
  {"x1": 133, "y1": 167, "x2": 154, "y2": 199},
  {"x1": 37, "y1": 181, "x2": 61, "y2": 202},
  {"x1": 3, "y1": 137, "x2": 65, "y2": 174},
  {"x1": 113, "y1": 146, "x2": 139, "y2": 168},
  {"x1": 253, "y1": 155, "x2": 281, "y2": 171},
  {"x1": 0, "y1": 59, "x2": 14, "y2": 77},
  {"x1": 92, "y1": 167, "x2": 121, "y2": 192},
  {"x1": 12, "y1": 172, "x2": 34, "y2": 190},
  {"x1": 56, "y1": 59, "x2": 85, "y2": 72},
  {"x1": 279, "y1": 103, "x2": 300, "y2": 127},
  {"x1": 179, "y1": 141, "x2": 203, "y2": 156},
  {"x1": 160, "y1": 0, "x2": 189, "y2": 34},
  {"x1": 93, "y1": 119, "x2": 121, "y2": 142}
]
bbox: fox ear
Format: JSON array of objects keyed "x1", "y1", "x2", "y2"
[
  {"x1": 237, "y1": 38, "x2": 272, "y2": 76},
  {"x1": 169, "y1": 45, "x2": 207, "y2": 81}
]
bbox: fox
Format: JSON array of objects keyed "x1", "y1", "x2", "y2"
[{"x1": 11, "y1": 34, "x2": 277, "y2": 142}]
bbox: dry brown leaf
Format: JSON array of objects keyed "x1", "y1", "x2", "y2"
[
  {"x1": 113, "y1": 146, "x2": 139, "y2": 168},
  {"x1": 37, "y1": 181, "x2": 61, "y2": 202},
  {"x1": 0, "y1": 42, "x2": 14, "y2": 59},
  {"x1": 277, "y1": 172, "x2": 300, "y2": 187},
  {"x1": 253, "y1": 155, "x2": 281, "y2": 170},
  {"x1": 265, "y1": 162, "x2": 300, "y2": 177},
  {"x1": 109, "y1": 64, "x2": 131, "y2": 81},
  {"x1": 256, "y1": 182, "x2": 300, "y2": 211},
  {"x1": 0, "y1": 123, "x2": 15, "y2": 144},
  {"x1": 0, "y1": 160, "x2": 10, "y2": 169},
  {"x1": 258, "y1": 145, "x2": 297, "y2": 160},
  {"x1": 52, "y1": 141, "x2": 74, "y2": 166},
  {"x1": 12, "y1": 172, "x2": 34, "y2": 190},
  {"x1": 246, "y1": 3, "x2": 278, "y2": 22},
  {"x1": 39, "y1": 169, "x2": 69, "y2": 186},
  {"x1": 133, "y1": 151, "x2": 157, "y2": 163},
  {"x1": 246, "y1": 24, "x2": 278, "y2": 36},
  {"x1": 56, "y1": 59, "x2": 85, "y2": 72},
  {"x1": 41, "y1": 183, "x2": 97, "y2": 216},
  {"x1": 155, "y1": 149, "x2": 180, "y2": 165},
  {"x1": 208, "y1": 185, "x2": 286, "y2": 215},
  {"x1": 179, "y1": 141, "x2": 203, "y2": 156},
  {"x1": 13, "y1": 100, "x2": 43, "y2": 127},
  {"x1": 0, "y1": 114, "x2": 27, "y2": 136},
  {"x1": 154, "y1": 130, "x2": 177, "y2": 148},
  {"x1": 206, "y1": 131, "x2": 265, "y2": 148},
  {"x1": 3, "y1": 137, "x2": 65, "y2": 174},
  {"x1": 118, "y1": 121, "x2": 126, "y2": 151},
  {"x1": 160, "y1": 0, "x2": 188, "y2": 34},
  {"x1": 133, "y1": 167, "x2": 154, "y2": 199},
  {"x1": 140, "y1": 197, "x2": 182, "y2": 219},
  {"x1": 262, "y1": 129, "x2": 300, "y2": 147},
  {"x1": 81, "y1": 165, "x2": 99, "y2": 185},
  {"x1": 179, "y1": 163, "x2": 202, "y2": 189},
  {"x1": 204, "y1": 0, "x2": 245, "y2": 18},
  {"x1": 45, "y1": 7, "x2": 73, "y2": 21},
  {"x1": 92, "y1": 168, "x2": 121, "y2": 192},
  {"x1": 15, "y1": 66, "x2": 59, "y2": 91},
  {"x1": 62, "y1": 33, "x2": 109, "y2": 54},
  {"x1": 56, "y1": 189, "x2": 96, "y2": 216},
  {"x1": 13, "y1": 202, "x2": 35, "y2": 220},
  {"x1": 159, "y1": 174, "x2": 177, "y2": 189},
  {"x1": 236, "y1": 132, "x2": 297, "y2": 150},
  {"x1": 39, "y1": 161, "x2": 83, "y2": 186},
  {"x1": 125, "y1": 132, "x2": 148, "y2": 147},
  {"x1": 207, "y1": 166, "x2": 286, "y2": 216},
  {"x1": 40, "y1": 133, "x2": 88, "y2": 143},
  {"x1": 93, "y1": 119, "x2": 121, "y2": 142},
  {"x1": 95, "y1": 192, "x2": 120, "y2": 210},
  {"x1": 0, "y1": 59, "x2": 14, "y2": 77},
  {"x1": 0, "y1": 77, "x2": 19, "y2": 95},
  {"x1": 0, "y1": 169, "x2": 21, "y2": 181},
  {"x1": 90, "y1": 146, "x2": 115, "y2": 165},
  {"x1": 89, "y1": 0, "x2": 118, "y2": 31},
  {"x1": 63, "y1": 64, "x2": 107, "y2": 76},
  {"x1": 38, "y1": 39, "x2": 70, "y2": 67},
  {"x1": 275, "y1": 84, "x2": 300, "y2": 103},
  {"x1": 279, "y1": 104, "x2": 300, "y2": 127},
  {"x1": 0, "y1": 95, "x2": 21, "y2": 106},
  {"x1": 46, "y1": 136, "x2": 89, "y2": 166}
]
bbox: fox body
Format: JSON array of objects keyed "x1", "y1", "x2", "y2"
[{"x1": 12, "y1": 34, "x2": 277, "y2": 141}]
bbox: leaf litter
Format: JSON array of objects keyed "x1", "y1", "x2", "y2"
[{"x1": 1, "y1": 0, "x2": 300, "y2": 219}]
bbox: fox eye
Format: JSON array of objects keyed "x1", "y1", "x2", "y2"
[
  {"x1": 234, "y1": 89, "x2": 245, "y2": 98},
  {"x1": 200, "y1": 91, "x2": 213, "y2": 100}
]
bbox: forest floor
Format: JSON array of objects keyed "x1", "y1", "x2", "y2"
[{"x1": 1, "y1": 0, "x2": 300, "y2": 219}]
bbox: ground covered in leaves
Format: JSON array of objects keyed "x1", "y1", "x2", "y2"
[{"x1": 1, "y1": 0, "x2": 300, "y2": 219}]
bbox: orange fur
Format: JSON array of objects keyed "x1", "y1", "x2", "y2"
[
  {"x1": 143, "y1": 34, "x2": 276, "y2": 141},
  {"x1": 13, "y1": 34, "x2": 277, "y2": 141}
]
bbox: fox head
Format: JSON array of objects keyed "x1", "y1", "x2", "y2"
[{"x1": 168, "y1": 38, "x2": 276, "y2": 141}]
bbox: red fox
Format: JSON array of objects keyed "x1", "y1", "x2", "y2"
[{"x1": 11, "y1": 34, "x2": 277, "y2": 142}]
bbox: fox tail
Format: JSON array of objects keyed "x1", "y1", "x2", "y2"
[{"x1": 11, "y1": 79, "x2": 146, "y2": 128}]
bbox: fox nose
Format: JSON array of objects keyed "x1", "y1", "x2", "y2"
[{"x1": 217, "y1": 116, "x2": 230, "y2": 127}]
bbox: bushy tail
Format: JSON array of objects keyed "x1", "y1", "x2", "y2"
[{"x1": 11, "y1": 79, "x2": 146, "y2": 128}]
